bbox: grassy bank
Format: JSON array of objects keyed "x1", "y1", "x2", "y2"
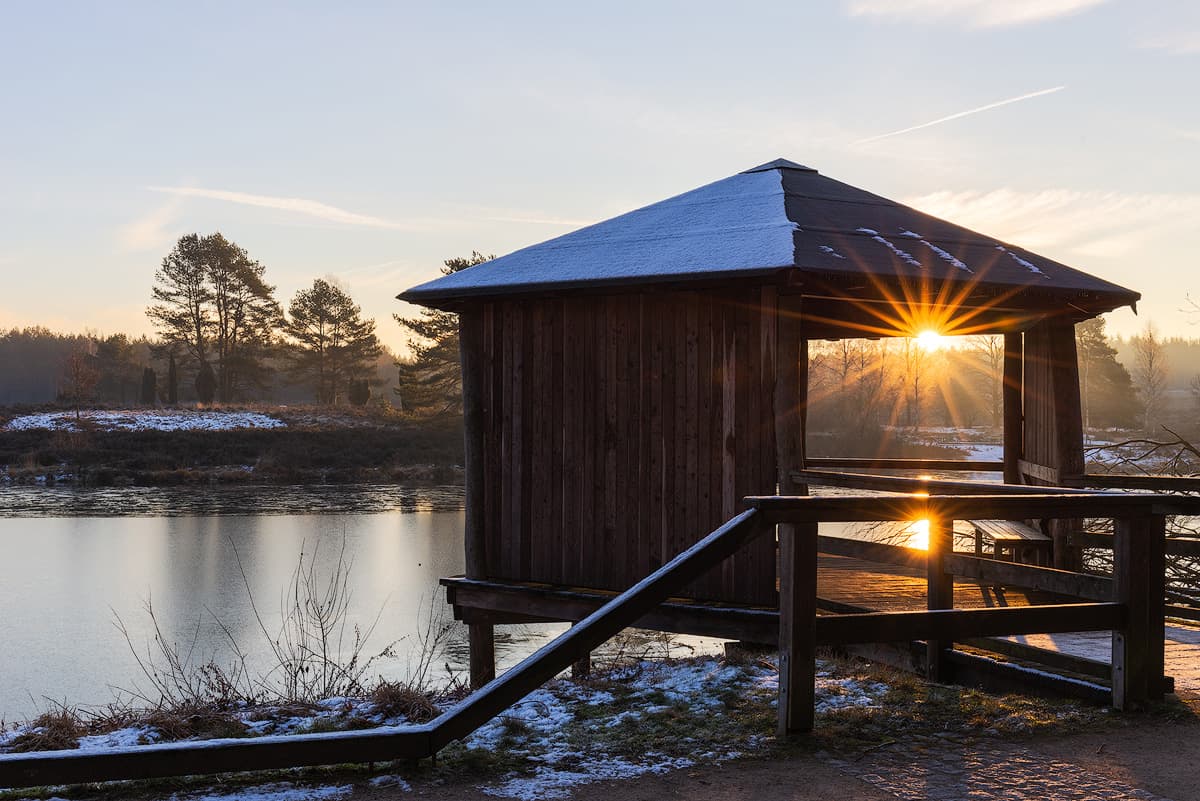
[{"x1": 0, "y1": 407, "x2": 464, "y2": 486}]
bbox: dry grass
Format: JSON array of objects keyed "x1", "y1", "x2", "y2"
[
  {"x1": 370, "y1": 680, "x2": 440, "y2": 723},
  {"x1": 7, "y1": 708, "x2": 84, "y2": 752},
  {"x1": 138, "y1": 705, "x2": 249, "y2": 742}
]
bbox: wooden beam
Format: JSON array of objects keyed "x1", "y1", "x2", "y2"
[
  {"x1": 1077, "y1": 531, "x2": 1200, "y2": 557},
  {"x1": 1076, "y1": 474, "x2": 1200, "y2": 493},
  {"x1": 1003, "y1": 331, "x2": 1022, "y2": 485},
  {"x1": 0, "y1": 725, "x2": 434, "y2": 789},
  {"x1": 815, "y1": 603, "x2": 1125, "y2": 645},
  {"x1": 1018, "y1": 459, "x2": 1060, "y2": 485},
  {"x1": 961, "y1": 637, "x2": 1111, "y2": 681},
  {"x1": 442, "y1": 577, "x2": 779, "y2": 644},
  {"x1": 802, "y1": 458, "x2": 1002, "y2": 472},
  {"x1": 793, "y1": 469, "x2": 1098, "y2": 497},
  {"x1": 944, "y1": 554, "x2": 1113, "y2": 601},
  {"x1": 746, "y1": 493, "x2": 1169, "y2": 524},
  {"x1": 817, "y1": 534, "x2": 928, "y2": 568}
]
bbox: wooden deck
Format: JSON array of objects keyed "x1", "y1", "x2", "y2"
[
  {"x1": 817, "y1": 553, "x2": 1200, "y2": 698},
  {"x1": 817, "y1": 553, "x2": 1058, "y2": 613}
]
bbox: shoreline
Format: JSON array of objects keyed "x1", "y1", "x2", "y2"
[{"x1": 0, "y1": 407, "x2": 466, "y2": 488}]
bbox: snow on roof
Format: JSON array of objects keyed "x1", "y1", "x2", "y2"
[{"x1": 400, "y1": 159, "x2": 1139, "y2": 310}]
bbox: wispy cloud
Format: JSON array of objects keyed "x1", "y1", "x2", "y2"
[
  {"x1": 143, "y1": 185, "x2": 591, "y2": 233},
  {"x1": 846, "y1": 0, "x2": 1108, "y2": 28},
  {"x1": 1138, "y1": 30, "x2": 1200, "y2": 54},
  {"x1": 853, "y1": 86, "x2": 1065, "y2": 145},
  {"x1": 117, "y1": 195, "x2": 184, "y2": 251},
  {"x1": 147, "y1": 185, "x2": 411, "y2": 230},
  {"x1": 904, "y1": 187, "x2": 1200, "y2": 258}
]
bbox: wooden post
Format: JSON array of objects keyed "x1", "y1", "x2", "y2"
[
  {"x1": 778, "y1": 522, "x2": 817, "y2": 735},
  {"x1": 460, "y1": 309, "x2": 495, "y2": 688},
  {"x1": 1112, "y1": 514, "x2": 1166, "y2": 709},
  {"x1": 1002, "y1": 332, "x2": 1022, "y2": 485},
  {"x1": 925, "y1": 515, "x2": 954, "y2": 681},
  {"x1": 1049, "y1": 322, "x2": 1086, "y2": 571},
  {"x1": 774, "y1": 293, "x2": 815, "y2": 735}
]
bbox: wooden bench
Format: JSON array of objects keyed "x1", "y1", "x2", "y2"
[{"x1": 970, "y1": 519, "x2": 1052, "y2": 566}]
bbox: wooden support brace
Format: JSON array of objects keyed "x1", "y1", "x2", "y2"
[{"x1": 778, "y1": 521, "x2": 817, "y2": 736}]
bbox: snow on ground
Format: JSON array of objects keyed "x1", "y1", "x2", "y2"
[
  {"x1": 3, "y1": 410, "x2": 286, "y2": 433},
  {"x1": 171, "y1": 782, "x2": 353, "y2": 801},
  {"x1": 0, "y1": 656, "x2": 892, "y2": 799},
  {"x1": 962, "y1": 443, "x2": 1004, "y2": 462}
]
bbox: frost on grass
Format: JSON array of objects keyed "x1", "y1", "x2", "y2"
[
  {"x1": 3, "y1": 410, "x2": 286, "y2": 433},
  {"x1": 1, "y1": 656, "x2": 892, "y2": 799},
  {"x1": 453, "y1": 656, "x2": 890, "y2": 800}
]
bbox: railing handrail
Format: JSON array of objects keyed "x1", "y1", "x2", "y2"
[{"x1": 749, "y1": 492, "x2": 1194, "y2": 521}]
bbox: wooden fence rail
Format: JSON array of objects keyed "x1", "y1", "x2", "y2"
[{"x1": 745, "y1": 491, "x2": 1170, "y2": 729}]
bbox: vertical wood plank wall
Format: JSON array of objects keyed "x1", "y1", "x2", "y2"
[
  {"x1": 469, "y1": 288, "x2": 781, "y2": 607},
  {"x1": 1021, "y1": 320, "x2": 1085, "y2": 483}
]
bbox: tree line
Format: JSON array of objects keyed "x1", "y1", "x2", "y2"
[
  {"x1": 148, "y1": 233, "x2": 383, "y2": 405},
  {"x1": 0, "y1": 237, "x2": 481, "y2": 413}
]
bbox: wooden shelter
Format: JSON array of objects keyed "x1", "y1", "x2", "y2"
[{"x1": 400, "y1": 158, "x2": 1140, "y2": 684}]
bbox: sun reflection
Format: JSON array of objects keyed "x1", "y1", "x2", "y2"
[{"x1": 907, "y1": 518, "x2": 930, "y2": 550}]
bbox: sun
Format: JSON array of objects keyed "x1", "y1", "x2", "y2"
[{"x1": 916, "y1": 329, "x2": 945, "y2": 352}]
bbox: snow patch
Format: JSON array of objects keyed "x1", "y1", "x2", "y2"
[
  {"x1": 996, "y1": 245, "x2": 1049, "y2": 278},
  {"x1": 171, "y1": 782, "x2": 352, "y2": 801},
  {"x1": 899, "y1": 230, "x2": 973, "y2": 273},
  {"x1": 368, "y1": 774, "x2": 411, "y2": 790},
  {"x1": 3, "y1": 410, "x2": 287, "y2": 433},
  {"x1": 818, "y1": 244, "x2": 847, "y2": 260},
  {"x1": 857, "y1": 228, "x2": 922, "y2": 268}
]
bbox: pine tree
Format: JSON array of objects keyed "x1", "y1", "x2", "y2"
[
  {"x1": 283, "y1": 279, "x2": 382, "y2": 404},
  {"x1": 394, "y1": 252, "x2": 492, "y2": 413},
  {"x1": 147, "y1": 233, "x2": 280, "y2": 402},
  {"x1": 1077, "y1": 317, "x2": 1141, "y2": 430}
]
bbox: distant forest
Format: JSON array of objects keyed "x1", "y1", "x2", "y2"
[
  {"x1": 0, "y1": 234, "x2": 474, "y2": 414},
  {"x1": 0, "y1": 327, "x2": 402, "y2": 408}
]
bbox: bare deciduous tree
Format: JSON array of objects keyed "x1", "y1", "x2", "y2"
[{"x1": 1132, "y1": 321, "x2": 1169, "y2": 434}]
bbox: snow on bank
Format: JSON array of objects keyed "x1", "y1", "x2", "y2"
[
  {"x1": 0, "y1": 657, "x2": 890, "y2": 799},
  {"x1": 3, "y1": 410, "x2": 286, "y2": 433}
]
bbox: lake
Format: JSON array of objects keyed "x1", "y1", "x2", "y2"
[{"x1": 0, "y1": 484, "x2": 721, "y2": 722}]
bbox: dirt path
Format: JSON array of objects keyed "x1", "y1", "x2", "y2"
[{"x1": 347, "y1": 717, "x2": 1200, "y2": 801}]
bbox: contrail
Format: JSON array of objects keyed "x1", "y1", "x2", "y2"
[{"x1": 853, "y1": 86, "x2": 1066, "y2": 145}]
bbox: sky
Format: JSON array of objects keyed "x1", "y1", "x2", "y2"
[{"x1": 2, "y1": 0, "x2": 1199, "y2": 354}]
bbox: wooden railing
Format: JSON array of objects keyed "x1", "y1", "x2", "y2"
[{"x1": 747, "y1": 491, "x2": 1183, "y2": 732}]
